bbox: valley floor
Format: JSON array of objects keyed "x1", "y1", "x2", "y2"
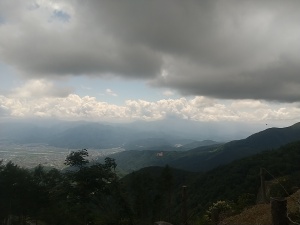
[{"x1": 0, "y1": 142, "x2": 124, "y2": 169}]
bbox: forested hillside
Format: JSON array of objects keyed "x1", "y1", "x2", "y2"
[
  {"x1": 119, "y1": 141, "x2": 300, "y2": 224},
  {"x1": 104, "y1": 122, "x2": 300, "y2": 173}
]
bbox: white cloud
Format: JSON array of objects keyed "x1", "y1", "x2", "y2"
[
  {"x1": 11, "y1": 79, "x2": 72, "y2": 98},
  {"x1": 80, "y1": 85, "x2": 92, "y2": 90},
  {"x1": 230, "y1": 100, "x2": 268, "y2": 110},
  {"x1": 0, "y1": 104, "x2": 10, "y2": 116},
  {"x1": 1, "y1": 92, "x2": 300, "y2": 124},
  {"x1": 163, "y1": 90, "x2": 174, "y2": 96},
  {"x1": 106, "y1": 88, "x2": 118, "y2": 97}
]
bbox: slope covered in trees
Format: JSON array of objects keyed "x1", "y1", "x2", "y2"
[
  {"x1": 119, "y1": 141, "x2": 300, "y2": 224},
  {"x1": 103, "y1": 122, "x2": 300, "y2": 173},
  {"x1": 184, "y1": 141, "x2": 300, "y2": 224}
]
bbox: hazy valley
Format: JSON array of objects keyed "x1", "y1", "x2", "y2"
[
  {"x1": 0, "y1": 142, "x2": 124, "y2": 169},
  {"x1": 0, "y1": 118, "x2": 259, "y2": 170},
  {"x1": 1, "y1": 119, "x2": 300, "y2": 173}
]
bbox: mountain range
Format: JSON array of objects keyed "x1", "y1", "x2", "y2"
[
  {"x1": 0, "y1": 120, "x2": 195, "y2": 149},
  {"x1": 1, "y1": 118, "x2": 261, "y2": 149},
  {"x1": 2, "y1": 119, "x2": 300, "y2": 174},
  {"x1": 99, "y1": 122, "x2": 300, "y2": 173}
]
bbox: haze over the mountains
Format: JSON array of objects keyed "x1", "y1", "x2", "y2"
[
  {"x1": 96, "y1": 122, "x2": 300, "y2": 173},
  {"x1": 2, "y1": 118, "x2": 300, "y2": 173},
  {"x1": 0, "y1": 118, "x2": 286, "y2": 148}
]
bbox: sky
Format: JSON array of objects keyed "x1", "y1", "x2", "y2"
[{"x1": 1, "y1": 0, "x2": 300, "y2": 126}]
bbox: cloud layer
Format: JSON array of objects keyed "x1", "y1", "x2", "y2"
[
  {"x1": 1, "y1": 80, "x2": 300, "y2": 123},
  {"x1": 1, "y1": 1, "x2": 300, "y2": 102}
]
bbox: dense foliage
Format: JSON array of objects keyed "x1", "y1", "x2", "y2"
[
  {"x1": 121, "y1": 166, "x2": 199, "y2": 225},
  {"x1": 122, "y1": 141, "x2": 300, "y2": 224},
  {"x1": 0, "y1": 152, "x2": 130, "y2": 225},
  {"x1": 2, "y1": 140, "x2": 300, "y2": 224},
  {"x1": 187, "y1": 141, "x2": 300, "y2": 224}
]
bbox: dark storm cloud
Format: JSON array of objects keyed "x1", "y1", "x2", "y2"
[
  {"x1": 153, "y1": 57, "x2": 300, "y2": 102},
  {"x1": 0, "y1": 0, "x2": 162, "y2": 79},
  {"x1": 1, "y1": 0, "x2": 300, "y2": 102},
  {"x1": 2, "y1": 27, "x2": 161, "y2": 79}
]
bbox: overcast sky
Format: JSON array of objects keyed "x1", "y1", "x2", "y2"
[{"x1": 0, "y1": 0, "x2": 300, "y2": 126}]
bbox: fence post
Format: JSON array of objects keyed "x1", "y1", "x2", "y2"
[
  {"x1": 181, "y1": 185, "x2": 187, "y2": 225},
  {"x1": 271, "y1": 197, "x2": 289, "y2": 225},
  {"x1": 211, "y1": 208, "x2": 219, "y2": 225},
  {"x1": 260, "y1": 168, "x2": 268, "y2": 203}
]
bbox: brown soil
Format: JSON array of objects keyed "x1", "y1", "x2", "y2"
[{"x1": 220, "y1": 190, "x2": 300, "y2": 225}]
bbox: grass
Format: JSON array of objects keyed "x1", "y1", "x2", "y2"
[{"x1": 220, "y1": 189, "x2": 300, "y2": 225}]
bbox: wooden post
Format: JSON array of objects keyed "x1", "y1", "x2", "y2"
[
  {"x1": 181, "y1": 186, "x2": 187, "y2": 225},
  {"x1": 211, "y1": 208, "x2": 219, "y2": 225},
  {"x1": 260, "y1": 168, "x2": 268, "y2": 203},
  {"x1": 271, "y1": 197, "x2": 289, "y2": 225}
]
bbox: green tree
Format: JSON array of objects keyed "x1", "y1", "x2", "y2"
[
  {"x1": 0, "y1": 161, "x2": 35, "y2": 225},
  {"x1": 160, "y1": 165, "x2": 174, "y2": 222},
  {"x1": 236, "y1": 193, "x2": 255, "y2": 211},
  {"x1": 206, "y1": 200, "x2": 233, "y2": 224},
  {"x1": 62, "y1": 153, "x2": 124, "y2": 225},
  {"x1": 65, "y1": 149, "x2": 89, "y2": 168}
]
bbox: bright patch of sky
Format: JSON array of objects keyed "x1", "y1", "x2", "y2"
[
  {"x1": 0, "y1": 64, "x2": 21, "y2": 93},
  {"x1": 51, "y1": 10, "x2": 70, "y2": 22},
  {"x1": 0, "y1": 16, "x2": 5, "y2": 24},
  {"x1": 65, "y1": 76, "x2": 180, "y2": 105}
]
